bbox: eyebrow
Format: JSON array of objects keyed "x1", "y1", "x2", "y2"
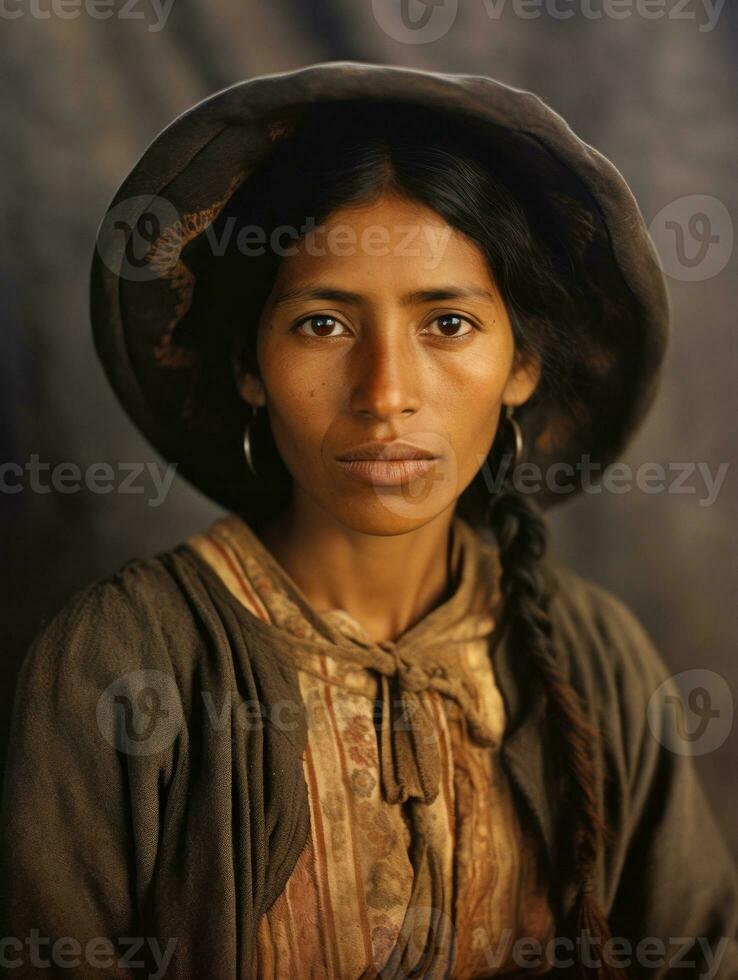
[{"x1": 270, "y1": 284, "x2": 496, "y2": 307}]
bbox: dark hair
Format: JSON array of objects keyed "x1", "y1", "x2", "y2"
[{"x1": 192, "y1": 100, "x2": 626, "y2": 979}]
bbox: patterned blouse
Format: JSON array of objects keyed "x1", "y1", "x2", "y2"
[{"x1": 186, "y1": 513, "x2": 555, "y2": 979}]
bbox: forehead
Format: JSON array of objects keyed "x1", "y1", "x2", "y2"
[{"x1": 272, "y1": 191, "x2": 496, "y2": 294}]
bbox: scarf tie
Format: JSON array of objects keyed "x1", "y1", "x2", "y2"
[{"x1": 266, "y1": 607, "x2": 500, "y2": 805}]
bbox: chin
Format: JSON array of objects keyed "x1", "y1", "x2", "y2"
[{"x1": 322, "y1": 492, "x2": 456, "y2": 537}]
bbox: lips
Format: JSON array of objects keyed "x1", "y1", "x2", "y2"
[
  {"x1": 334, "y1": 441, "x2": 441, "y2": 488},
  {"x1": 336, "y1": 458, "x2": 439, "y2": 487},
  {"x1": 336, "y1": 441, "x2": 438, "y2": 462}
]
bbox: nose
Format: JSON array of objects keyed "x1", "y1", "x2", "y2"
[{"x1": 348, "y1": 330, "x2": 421, "y2": 421}]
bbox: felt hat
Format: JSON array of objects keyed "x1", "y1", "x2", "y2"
[{"x1": 90, "y1": 61, "x2": 671, "y2": 515}]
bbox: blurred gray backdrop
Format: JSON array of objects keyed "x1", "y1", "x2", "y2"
[{"x1": 2, "y1": 0, "x2": 736, "y2": 856}]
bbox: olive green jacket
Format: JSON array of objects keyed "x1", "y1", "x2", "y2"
[{"x1": 1, "y1": 543, "x2": 736, "y2": 978}]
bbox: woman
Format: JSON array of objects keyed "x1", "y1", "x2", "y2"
[{"x1": 1, "y1": 64, "x2": 736, "y2": 979}]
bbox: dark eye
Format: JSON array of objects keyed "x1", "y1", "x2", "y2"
[
  {"x1": 295, "y1": 315, "x2": 348, "y2": 338},
  {"x1": 424, "y1": 314, "x2": 475, "y2": 340}
]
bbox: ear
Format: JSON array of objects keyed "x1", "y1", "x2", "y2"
[
  {"x1": 235, "y1": 370, "x2": 267, "y2": 409},
  {"x1": 501, "y1": 350, "x2": 541, "y2": 409},
  {"x1": 231, "y1": 339, "x2": 267, "y2": 408}
]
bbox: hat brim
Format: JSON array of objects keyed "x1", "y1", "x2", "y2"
[{"x1": 90, "y1": 61, "x2": 670, "y2": 516}]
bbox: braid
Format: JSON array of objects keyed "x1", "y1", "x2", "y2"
[{"x1": 487, "y1": 483, "x2": 628, "y2": 980}]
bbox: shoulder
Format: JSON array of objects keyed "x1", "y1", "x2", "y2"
[
  {"x1": 30, "y1": 551, "x2": 186, "y2": 649},
  {"x1": 13, "y1": 533, "x2": 277, "y2": 732},
  {"x1": 545, "y1": 556, "x2": 670, "y2": 685},
  {"x1": 542, "y1": 558, "x2": 674, "y2": 763},
  {"x1": 15, "y1": 551, "x2": 198, "y2": 716}
]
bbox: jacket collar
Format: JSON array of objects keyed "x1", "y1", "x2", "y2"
[{"x1": 490, "y1": 623, "x2": 561, "y2": 889}]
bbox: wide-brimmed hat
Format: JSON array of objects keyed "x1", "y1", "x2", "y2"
[{"x1": 90, "y1": 61, "x2": 671, "y2": 516}]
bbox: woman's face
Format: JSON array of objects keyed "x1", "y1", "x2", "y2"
[{"x1": 237, "y1": 190, "x2": 540, "y2": 534}]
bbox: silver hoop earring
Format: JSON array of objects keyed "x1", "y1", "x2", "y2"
[
  {"x1": 505, "y1": 404, "x2": 524, "y2": 469},
  {"x1": 243, "y1": 406, "x2": 260, "y2": 478}
]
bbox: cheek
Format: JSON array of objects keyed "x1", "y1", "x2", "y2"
[
  {"x1": 437, "y1": 349, "x2": 511, "y2": 450},
  {"x1": 260, "y1": 354, "x2": 338, "y2": 467},
  {"x1": 444, "y1": 392, "x2": 500, "y2": 479}
]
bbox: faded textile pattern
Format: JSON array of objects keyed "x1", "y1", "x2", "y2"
[{"x1": 188, "y1": 517, "x2": 555, "y2": 978}]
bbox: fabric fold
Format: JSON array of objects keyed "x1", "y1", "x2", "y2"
[
  {"x1": 184, "y1": 510, "x2": 564, "y2": 978},
  {"x1": 265, "y1": 613, "x2": 499, "y2": 805},
  {"x1": 374, "y1": 817, "x2": 454, "y2": 980},
  {"x1": 203, "y1": 513, "x2": 503, "y2": 806}
]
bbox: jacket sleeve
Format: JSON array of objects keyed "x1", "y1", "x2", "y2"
[
  {"x1": 0, "y1": 571, "x2": 182, "y2": 979},
  {"x1": 596, "y1": 586, "x2": 738, "y2": 980}
]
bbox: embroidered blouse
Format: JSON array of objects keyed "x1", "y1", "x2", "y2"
[{"x1": 186, "y1": 513, "x2": 555, "y2": 979}]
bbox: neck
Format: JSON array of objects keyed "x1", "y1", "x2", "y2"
[{"x1": 254, "y1": 493, "x2": 459, "y2": 644}]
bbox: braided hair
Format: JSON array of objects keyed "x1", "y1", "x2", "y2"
[
  {"x1": 486, "y1": 477, "x2": 623, "y2": 979},
  {"x1": 185, "y1": 99, "x2": 630, "y2": 979}
]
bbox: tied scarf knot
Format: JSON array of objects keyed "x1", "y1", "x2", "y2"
[
  {"x1": 269, "y1": 612, "x2": 501, "y2": 807},
  {"x1": 379, "y1": 644, "x2": 434, "y2": 693}
]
